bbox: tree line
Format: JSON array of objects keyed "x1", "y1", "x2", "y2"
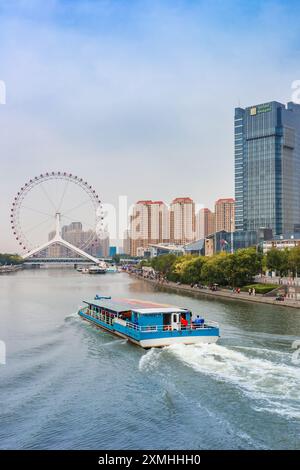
[
  {"x1": 140, "y1": 246, "x2": 300, "y2": 287},
  {"x1": 0, "y1": 253, "x2": 24, "y2": 265}
]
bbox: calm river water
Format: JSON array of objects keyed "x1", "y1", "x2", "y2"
[{"x1": 0, "y1": 269, "x2": 300, "y2": 449}]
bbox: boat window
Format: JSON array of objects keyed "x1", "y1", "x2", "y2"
[
  {"x1": 163, "y1": 313, "x2": 171, "y2": 331},
  {"x1": 119, "y1": 311, "x2": 131, "y2": 320}
]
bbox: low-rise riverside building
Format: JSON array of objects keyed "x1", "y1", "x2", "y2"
[{"x1": 263, "y1": 233, "x2": 300, "y2": 253}]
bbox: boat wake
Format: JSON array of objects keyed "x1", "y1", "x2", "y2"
[
  {"x1": 139, "y1": 348, "x2": 163, "y2": 372},
  {"x1": 140, "y1": 343, "x2": 300, "y2": 420},
  {"x1": 101, "y1": 339, "x2": 127, "y2": 347},
  {"x1": 64, "y1": 312, "x2": 79, "y2": 321}
]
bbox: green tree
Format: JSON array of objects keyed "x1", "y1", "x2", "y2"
[
  {"x1": 112, "y1": 254, "x2": 121, "y2": 264},
  {"x1": 200, "y1": 252, "x2": 228, "y2": 286},
  {"x1": 151, "y1": 254, "x2": 177, "y2": 278},
  {"x1": 0, "y1": 253, "x2": 23, "y2": 265},
  {"x1": 288, "y1": 246, "x2": 300, "y2": 278},
  {"x1": 229, "y1": 248, "x2": 263, "y2": 286},
  {"x1": 266, "y1": 248, "x2": 289, "y2": 276},
  {"x1": 138, "y1": 259, "x2": 151, "y2": 268},
  {"x1": 173, "y1": 255, "x2": 207, "y2": 284}
]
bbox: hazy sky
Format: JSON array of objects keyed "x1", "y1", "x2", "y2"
[{"x1": 1, "y1": 0, "x2": 300, "y2": 251}]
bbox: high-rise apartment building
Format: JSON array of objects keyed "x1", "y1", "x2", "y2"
[
  {"x1": 235, "y1": 101, "x2": 300, "y2": 235},
  {"x1": 196, "y1": 208, "x2": 215, "y2": 239},
  {"x1": 170, "y1": 197, "x2": 196, "y2": 245},
  {"x1": 129, "y1": 200, "x2": 169, "y2": 256},
  {"x1": 89, "y1": 231, "x2": 110, "y2": 258},
  {"x1": 215, "y1": 198, "x2": 235, "y2": 233},
  {"x1": 122, "y1": 230, "x2": 131, "y2": 255}
]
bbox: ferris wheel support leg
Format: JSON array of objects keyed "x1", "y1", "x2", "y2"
[{"x1": 22, "y1": 240, "x2": 55, "y2": 260}]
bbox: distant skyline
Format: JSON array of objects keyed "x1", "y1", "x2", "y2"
[{"x1": 1, "y1": 0, "x2": 300, "y2": 251}]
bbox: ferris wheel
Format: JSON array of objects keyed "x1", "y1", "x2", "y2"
[{"x1": 10, "y1": 172, "x2": 104, "y2": 256}]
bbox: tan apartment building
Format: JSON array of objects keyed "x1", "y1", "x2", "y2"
[
  {"x1": 196, "y1": 208, "x2": 215, "y2": 239},
  {"x1": 169, "y1": 197, "x2": 196, "y2": 245},
  {"x1": 129, "y1": 200, "x2": 169, "y2": 256},
  {"x1": 215, "y1": 198, "x2": 235, "y2": 233}
]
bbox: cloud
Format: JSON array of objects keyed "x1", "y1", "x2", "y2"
[{"x1": 0, "y1": 0, "x2": 300, "y2": 250}]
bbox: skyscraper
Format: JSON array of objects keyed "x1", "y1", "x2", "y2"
[
  {"x1": 215, "y1": 198, "x2": 235, "y2": 233},
  {"x1": 170, "y1": 197, "x2": 196, "y2": 245},
  {"x1": 235, "y1": 101, "x2": 300, "y2": 235}
]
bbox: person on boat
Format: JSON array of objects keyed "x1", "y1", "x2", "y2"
[
  {"x1": 194, "y1": 315, "x2": 204, "y2": 326},
  {"x1": 180, "y1": 316, "x2": 188, "y2": 328}
]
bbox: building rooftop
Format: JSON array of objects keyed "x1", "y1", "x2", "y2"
[
  {"x1": 172, "y1": 197, "x2": 194, "y2": 204},
  {"x1": 184, "y1": 239, "x2": 205, "y2": 251},
  {"x1": 148, "y1": 243, "x2": 184, "y2": 252},
  {"x1": 215, "y1": 198, "x2": 235, "y2": 204},
  {"x1": 136, "y1": 200, "x2": 153, "y2": 205},
  {"x1": 136, "y1": 200, "x2": 165, "y2": 205}
]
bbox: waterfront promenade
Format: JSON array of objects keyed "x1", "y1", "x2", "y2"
[{"x1": 129, "y1": 273, "x2": 300, "y2": 309}]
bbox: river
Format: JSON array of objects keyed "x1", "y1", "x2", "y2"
[{"x1": 0, "y1": 269, "x2": 299, "y2": 450}]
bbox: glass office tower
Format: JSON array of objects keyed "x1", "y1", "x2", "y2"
[{"x1": 234, "y1": 101, "x2": 300, "y2": 236}]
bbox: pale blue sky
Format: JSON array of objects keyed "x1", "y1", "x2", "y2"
[{"x1": 1, "y1": 0, "x2": 300, "y2": 250}]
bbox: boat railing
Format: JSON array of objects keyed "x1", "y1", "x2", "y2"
[
  {"x1": 79, "y1": 306, "x2": 89, "y2": 313},
  {"x1": 126, "y1": 321, "x2": 140, "y2": 331},
  {"x1": 80, "y1": 308, "x2": 114, "y2": 325},
  {"x1": 126, "y1": 322, "x2": 218, "y2": 333}
]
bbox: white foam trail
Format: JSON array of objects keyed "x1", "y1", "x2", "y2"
[
  {"x1": 166, "y1": 343, "x2": 300, "y2": 419},
  {"x1": 231, "y1": 345, "x2": 289, "y2": 357},
  {"x1": 102, "y1": 339, "x2": 127, "y2": 347},
  {"x1": 64, "y1": 312, "x2": 79, "y2": 321},
  {"x1": 139, "y1": 348, "x2": 163, "y2": 372}
]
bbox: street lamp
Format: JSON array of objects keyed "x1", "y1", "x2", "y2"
[{"x1": 230, "y1": 217, "x2": 234, "y2": 254}]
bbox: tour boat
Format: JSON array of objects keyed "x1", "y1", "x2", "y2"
[
  {"x1": 77, "y1": 297, "x2": 220, "y2": 348},
  {"x1": 79, "y1": 268, "x2": 90, "y2": 274},
  {"x1": 88, "y1": 266, "x2": 106, "y2": 274},
  {"x1": 105, "y1": 265, "x2": 118, "y2": 273}
]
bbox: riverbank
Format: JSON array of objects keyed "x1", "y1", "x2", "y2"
[
  {"x1": 129, "y1": 272, "x2": 300, "y2": 309},
  {"x1": 0, "y1": 265, "x2": 23, "y2": 274}
]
